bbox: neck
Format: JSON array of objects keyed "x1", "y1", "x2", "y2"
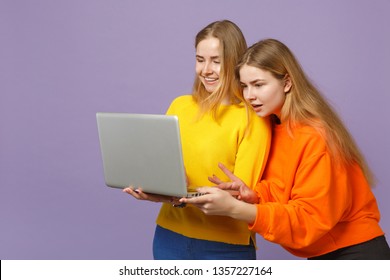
[{"x1": 221, "y1": 96, "x2": 231, "y2": 105}]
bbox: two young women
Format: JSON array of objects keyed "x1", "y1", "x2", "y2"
[{"x1": 124, "y1": 20, "x2": 271, "y2": 259}]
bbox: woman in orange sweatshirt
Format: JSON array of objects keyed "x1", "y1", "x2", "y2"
[{"x1": 182, "y1": 39, "x2": 390, "y2": 259}]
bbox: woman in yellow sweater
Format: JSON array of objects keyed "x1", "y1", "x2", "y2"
[
  {"x1": 182, "y1": 39, "x2": 390, "y2": 259},
  {"x1": 123, "y1": 21, "x2": 271, "y2": 259}
]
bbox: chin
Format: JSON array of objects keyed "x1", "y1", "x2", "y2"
[
  {"x1": 201, "y1": 81, "x2": 219, "y2": 93},
  {"x1": 204, "y1": 86, "x2": 217, "y2": 93},
  {"x1": 255, "y1": 111, "x2": 268, "y2": 118}
]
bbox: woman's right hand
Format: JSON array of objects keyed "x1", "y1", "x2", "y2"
[{"x1": 208, "y1": 163, "x2": 259, "y2": 204}]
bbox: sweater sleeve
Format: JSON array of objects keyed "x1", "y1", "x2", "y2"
[
  {"x1": 250, "y1": 146, "x2": 352, "y2": 249},
  {"x1": 233, "y1": 114, "x2": 271, "y2": 188}
]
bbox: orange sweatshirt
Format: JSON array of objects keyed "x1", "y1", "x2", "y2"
[{"x1": 250, "y1": 123, "x2": 384, "y2": 258}]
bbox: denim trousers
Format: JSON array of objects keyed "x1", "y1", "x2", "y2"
[{"x1": 153, "y1": 225, "x2": 256, "y2": 260}]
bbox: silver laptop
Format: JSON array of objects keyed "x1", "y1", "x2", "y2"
[{"x1": 96, "y1": 112, "x2": 201, "y2": 197}]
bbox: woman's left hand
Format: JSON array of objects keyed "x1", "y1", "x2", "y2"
[
  {"x1": 180, "y1": 187, "x2": 239, "y2": 216},
  {"x1": 180, "y1": 187, "x2": 257, "y2": 223}
]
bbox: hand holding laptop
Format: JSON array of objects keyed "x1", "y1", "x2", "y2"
[{"x1": 123, "y1": 186, "x2": 182, "y2": 205}]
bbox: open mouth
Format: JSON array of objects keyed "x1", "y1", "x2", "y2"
[{"x1": 251, "y1": 104, "x2": 263, "y2": 111}]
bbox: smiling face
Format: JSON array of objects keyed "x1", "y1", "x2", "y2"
[
  {"x1": 195, "y1": 37, "x2": 221, "y2": 93},
  {"x1": 239, "y1": 64, "x2": 291, "y2": 118}
]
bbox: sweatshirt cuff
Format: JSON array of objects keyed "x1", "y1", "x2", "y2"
[{"x1": 248, "y1": 203, "x2": 271, "y2": 236}]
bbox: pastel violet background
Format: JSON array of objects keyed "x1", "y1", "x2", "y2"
[{"x1": 1, "y1": 0, "x2": 389, "y2": 260}]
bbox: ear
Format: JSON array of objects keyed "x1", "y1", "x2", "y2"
[{"x1": 283, "y1": 74, "x2": 292, "y2": 93}]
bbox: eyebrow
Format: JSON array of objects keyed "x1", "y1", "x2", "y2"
[
  {"x1": 241, "y1": 79, "x2": 266, "y2": 84},
  {"x1": 196, "y1": 55, "x2": 220, "y2": 59}
]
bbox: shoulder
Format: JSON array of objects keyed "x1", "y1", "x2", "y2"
[
  {"x1": 274, "y1": 124, "x2": 327, "y2": 156},
  {"x1": 290, "y1": 125, "x2": 328, "y2": 156},
  {"x1": 169, "y1": 95, "x2": 194, "y2": 106},
  {"x1": 167, "y1": 95, "x2": 196, "y2": 114},
  {"x1": 293, "y1": 125, "x2": 321, "y2": 138},
  {"x1": 221, "y1": 102, "x2": 252, "y2": 121}
]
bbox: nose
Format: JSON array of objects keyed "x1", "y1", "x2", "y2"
[
  {"x1": 202, "y1": 62, "x2": 213, "y2": 75},
  {"x1": 244, "y1": 87, "x2": 255, "y2": 100}
]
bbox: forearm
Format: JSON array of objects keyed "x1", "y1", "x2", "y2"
[{"x1": 229, "y1": 199, "x2": 257, "y2": 224}]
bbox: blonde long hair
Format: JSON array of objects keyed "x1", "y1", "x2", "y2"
[
  {"x1": 192, "y1": 20, "x2": 248, "y2": 118},
  {"x1": 236, "y1": 39, "x2": 375, "y2": 185}
]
